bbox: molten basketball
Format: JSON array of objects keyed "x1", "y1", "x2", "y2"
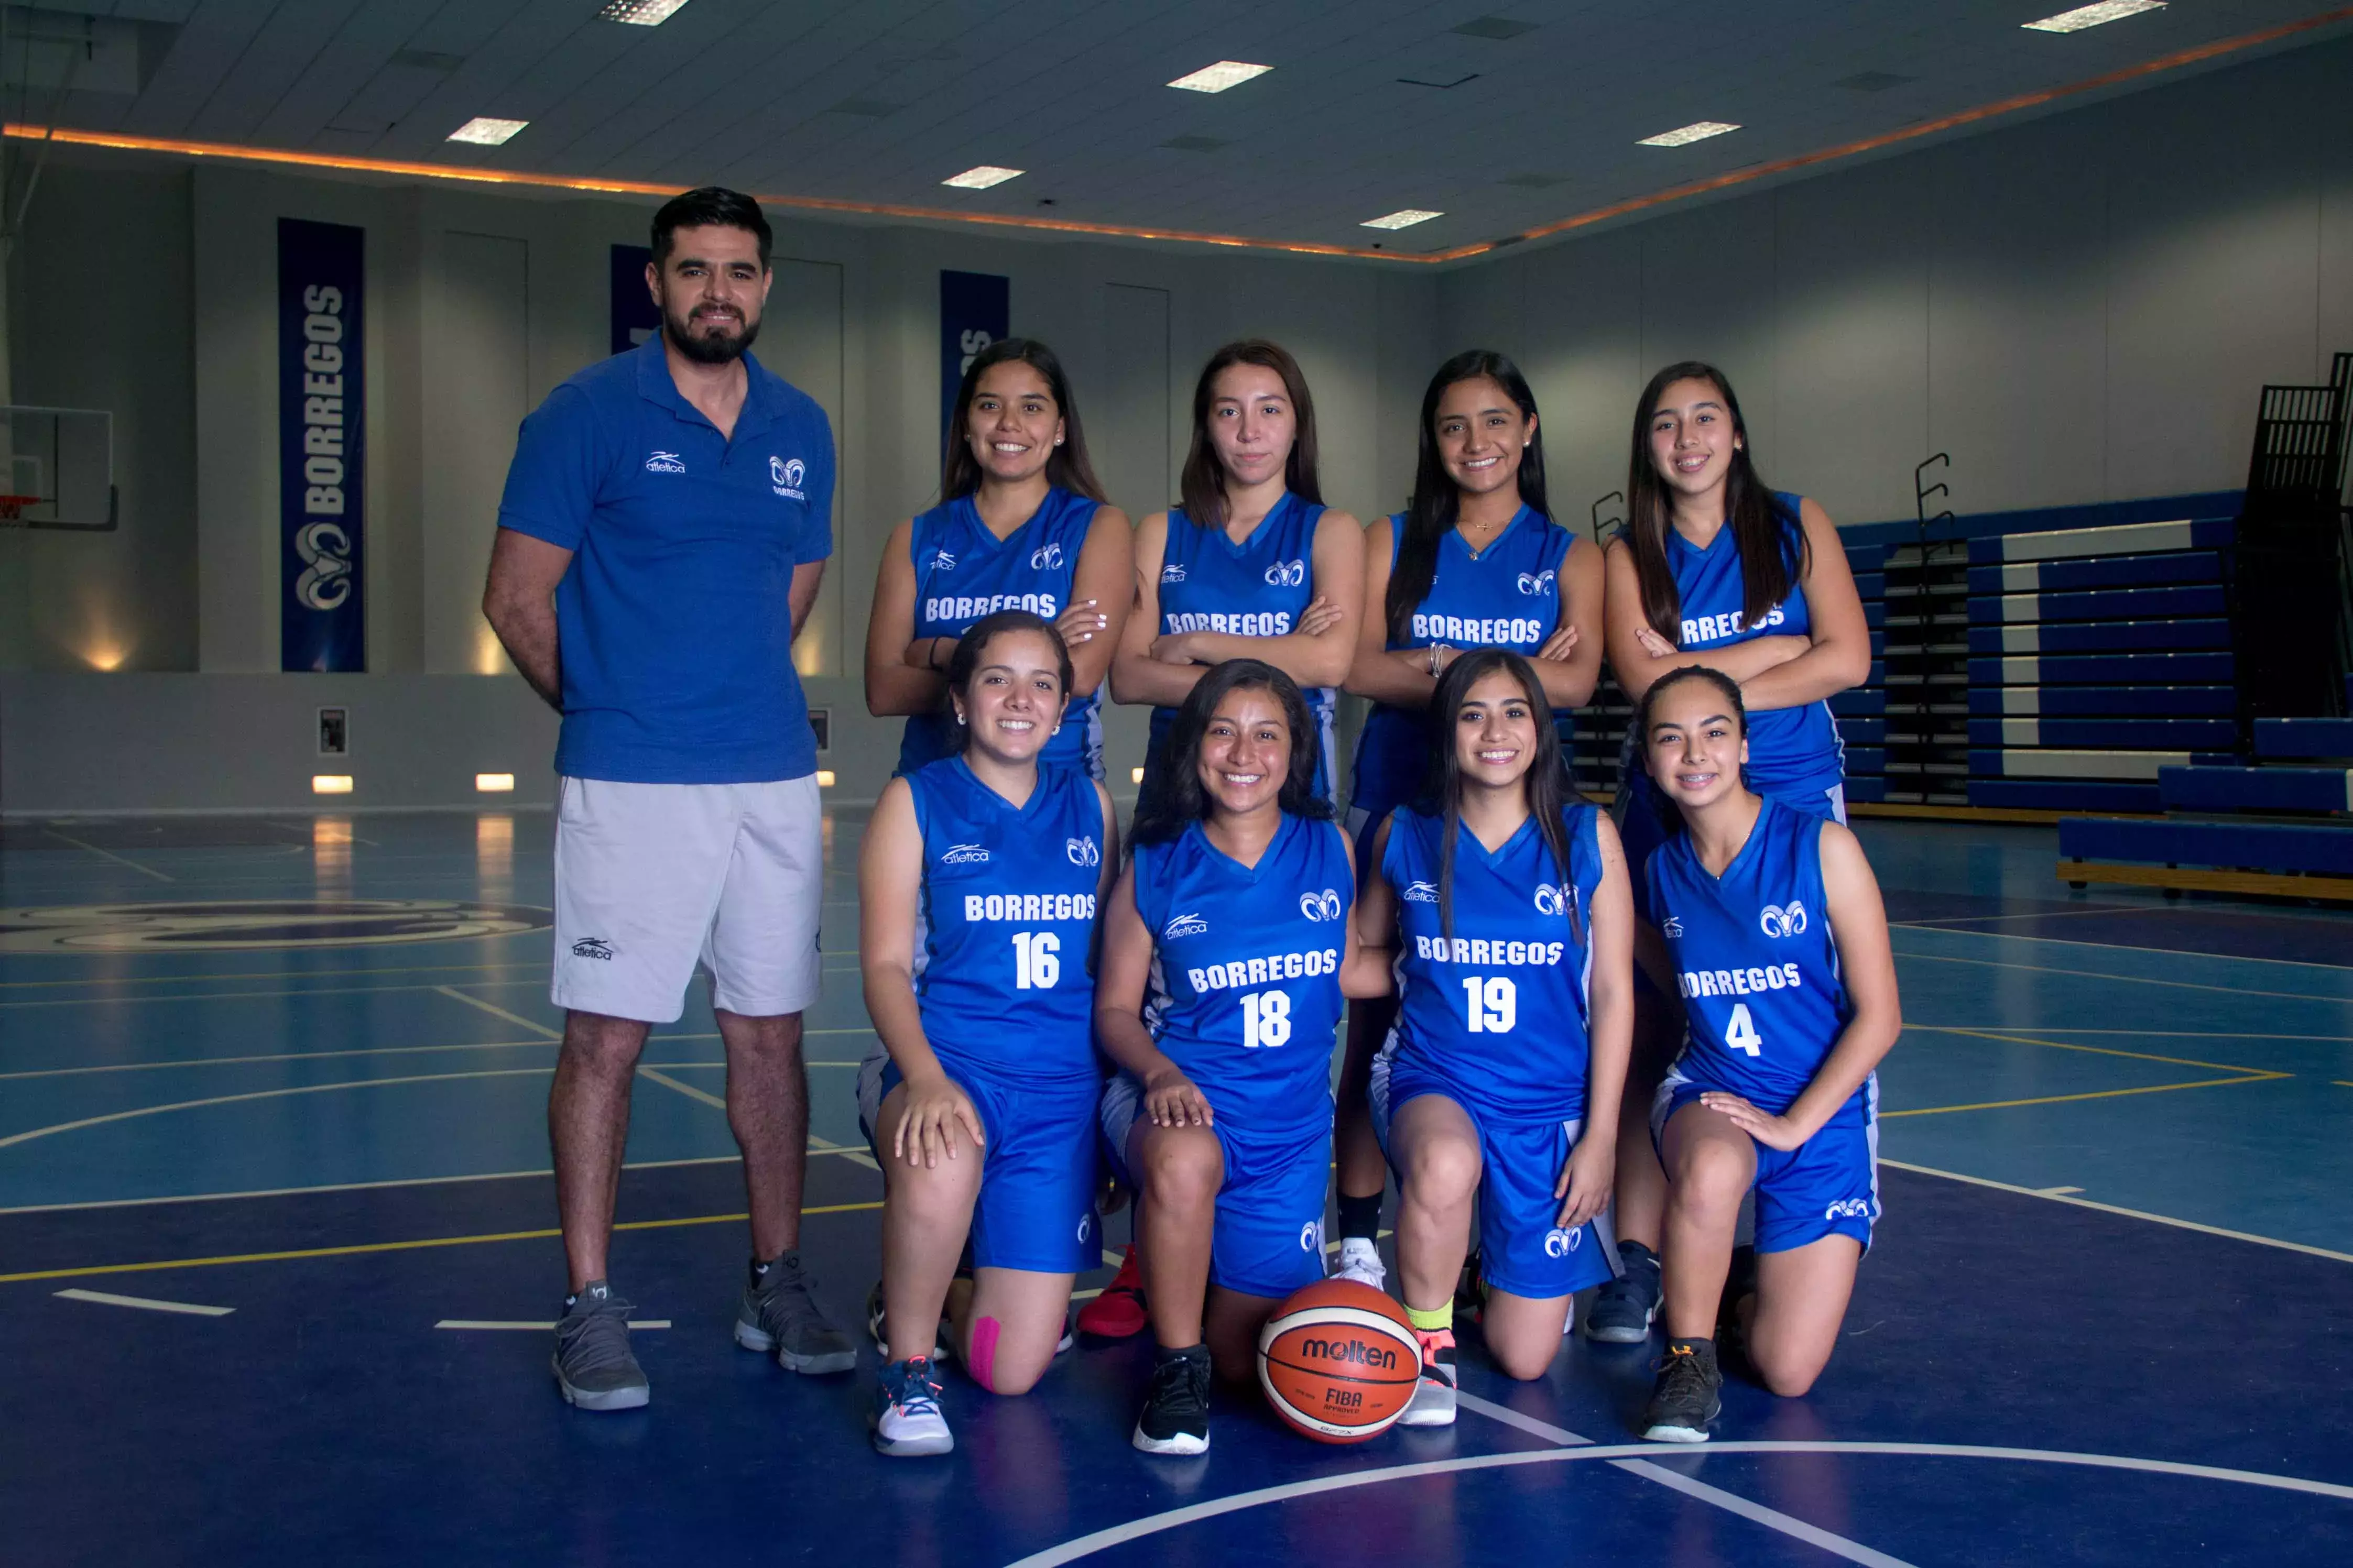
[{"x1": 1256, "y1": 1278, "x2": 1422, "y2": 1443}]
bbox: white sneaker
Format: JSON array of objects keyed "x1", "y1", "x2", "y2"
[
  {"x1": 1331, "y1": 1237, "x2": 1387, "y2": 1290},
  {"x1": 1399, "y1": 1329, "x2": 1457, "y2": 1427},
  {"x1": 872, "y1": 1357, "x2": 953, "y2": 1457}
]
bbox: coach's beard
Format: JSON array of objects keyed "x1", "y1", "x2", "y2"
[{"x1": 667, "y1": 304, "x2": 761, "y2": 365}]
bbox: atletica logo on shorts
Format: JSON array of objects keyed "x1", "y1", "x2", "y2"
[{"x1": 572, "y1": 937, "x2": 615, "y2": 960}]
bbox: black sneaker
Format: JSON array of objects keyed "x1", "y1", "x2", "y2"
[
  {"x1": 1132, "y1": 1344, "x2": 1212, "y2": 1455},
  {"x1": 1641, "y1": 1340, "x2": 1723, "y2": 1443},
  {"x1": 1585, "y1": 1240, "x2": 1662, "y2": 1343},
  {"x1": 735, "y1": 1251, "x2": 856, "y2": 1374},
  {"x1": 552, "y1": 1281, "x2": 649, "y2": 1411}
]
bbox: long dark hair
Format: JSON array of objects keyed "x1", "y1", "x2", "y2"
[
  {"x1": 1633, "y1": 663, "x2": 1749, "y2": 834},
  {"x1": 1425, "y1": 649, "x2": 1582, "y2": 947},
  {"x1": 1178, "y1": 339, "x2": 1323, "y2": 531},
  {"x1": 1386, "y1": 350, "x2": 1551, "y2": 644},
  {"x1": 1130, "y1": 659, "x2": 1334, "y2": 846},
  {"x1": 1625, "y1": 360, "x2": 1806, "y2": 640},
  {"x1": 945, "y1": 610, "x2": 1072, "y2": 754},
  {"x1": 941, "y1": 338, "x2": 1108, "y2": 504}
]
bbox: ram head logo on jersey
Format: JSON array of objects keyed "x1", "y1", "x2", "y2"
[
  {"x1": 941, "y1": 843, "x2": 990, "y2": 865},
  {"x1": 1163, "y1": 911, "x2": 1209, "y2": 940},
  {"x1": 1532, "y1": 883, "x2": 1576, "y2": 918},
  {"x1": 1030, "y1": 542, "x2": 1064, "y2": 571},
  {"x1": 1264, "y1": 558, "x2": 1308, "y2": 588},
  {"x1": 1159, "y1": 562, "x2": 1186, "y2": 584},
  {"x1": 1759, "y1": 901, "x2": 1808, "y2": 938},
  {"x1": 1066, "y1": 836, "x2": 1101, "y2": 868},
  {"x1": 1516, "y1": 569, "x2": 1556, "y2": 597},
  {"x1": 1299, "y1": 889, "x2": 1343, "y2": 923},
  {"x1": 1401, "y1": 880, "x2": 1440, "y2": 904}
]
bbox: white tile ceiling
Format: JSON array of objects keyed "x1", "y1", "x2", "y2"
[{"x1": 22, "y1": 1, "x2": 2353, "y2": 257}]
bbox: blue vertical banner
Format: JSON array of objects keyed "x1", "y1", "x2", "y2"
[
  {"x1": 610, "y1": 244, "x2": 659, "y2": 356},
  {"x1": 279, "y1": 218, "x2": 365, "y2": 673},
  {"x1": 940, "y1": 270, "x2": 1009, "y2": 446}
]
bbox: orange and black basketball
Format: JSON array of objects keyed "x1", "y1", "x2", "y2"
[{"x1": 1256, "y1": 1279, "x2": 1422, "y2": 1443}]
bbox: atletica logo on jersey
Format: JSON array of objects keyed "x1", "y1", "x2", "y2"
[
  {"x1": 1163, "y1": 911, "x2": 1210, "y2": 940},
  {"x1": 1066, "y1": 836, "x2": 1101, "y2": 867},
  {"x1": 1299, "y1": 889, "x2": 1343, "y2": 922},
  {"x1": 1159, "y1": 562, "x2": 1186, "y2": 584},
  {"x1": 1759, "y1": 901, "x2": 1808, "y2": 938},
  {"x1": 645, "y1": 451, "x2": 685, "y2": 474},
  {"x1": 770, "y1": 455, "x2": 806, "y2": 500},
  {"x1": 941, "y1": 843, "x2": 990, "y2": 865},
  {"x1": 928, "y1": 549, "x2": 957, "y2": 572},
  {"x1": 1516, "y1": 569, "x2": 1556, "y2": 597},
  {"x1": 1402, "y1": 880, "x2": 1439, "y2": 904},
  {"x1": 1030, "y1": 542, "x2": 1064, "y2": 570},
  {"x1": 1264, "y1": 558, "x2": 1306, "y2": 588},
  {"x1": 1661, "y1": 915, "x2": 1685, "y2": 937}
]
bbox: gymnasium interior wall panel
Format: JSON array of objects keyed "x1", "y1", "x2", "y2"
[
  {"x1": 760, "y1": 259, "x2": 847, "y2": 680},
  {"x1": 423, "y1": 232, "x2": 529, "y2": 676},
  {"x1": 1502, "y1": 230, "x2": 1645, "y2": 535},
  {"x1": 1093, "y1": 280, "x2": 1173, "y2": 788}
]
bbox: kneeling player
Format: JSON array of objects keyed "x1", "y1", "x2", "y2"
[
  {"x1": 1636, "y1": 666, "x2": 1901, "y2": 1442},
  {"x1": 857, "y1": 613, "x2": 1117, "y2": 1456},
  {"x1": 1352, "y1": 649, "x2": 1635, "y2": 1424}
]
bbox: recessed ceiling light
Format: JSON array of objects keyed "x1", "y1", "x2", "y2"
[
  {"x1": 598, "y1": 0, "x2": 692, "y2": 24},
  {"x1": 942, "y1": 165, "x2": 1023, "y2": 190},
  {"x1": 2023, "y1": 1, "x2": 2165, "y2": 34},
  {"x1": 1638, "y1": 120, "x2": 1740, "y2": 147},
  {"x1": 1361, "y1": 209, "x2": 1442, "y2": 231},
  {"x1": 447, "y1": 117, "x2": 528, "y2": 146},
  {"x1": 1167, "y1": 61, "x2": 1272, "y2": 93}
]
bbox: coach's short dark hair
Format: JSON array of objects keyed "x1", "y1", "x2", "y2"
[{"x1": 651, "y1": 187, "x2": 772, "y2": 269}]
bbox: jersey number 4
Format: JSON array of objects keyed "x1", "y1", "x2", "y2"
[
  {"x1": 1240, "y1": 990, "x2": 1292, "y2": 1048},
  {"x1": 1459, "y1": 975, "x2": 1517, "y2": 1034},
  {"x1": 1724, "y1": 1002, "x2": 1762, "y2": 1057},
  {"x1": 1011, "y1": 930, "x2": 1061, "y2": 990}
]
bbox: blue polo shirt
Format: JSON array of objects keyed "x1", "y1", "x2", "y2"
[{"x1": 495, "y1": 337, "x2": 835, "y2": 784}]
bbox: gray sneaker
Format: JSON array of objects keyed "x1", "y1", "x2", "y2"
[
  {"x1": 552, "y1": 1281, "x2": 649, "y2": 1411},
  {"x1": 735, "y1": 1251, "x2": 856, "y2": 1374}
]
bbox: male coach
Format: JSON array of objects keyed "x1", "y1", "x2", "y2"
[{"x1": 484, "y1": 187, "x2": 853, "y2": 1411}]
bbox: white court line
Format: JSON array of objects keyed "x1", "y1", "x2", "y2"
[
  {"x1": 55, "y1": 1287, "x2": 232, "y2": 1316},
  {"x1": 0, "y1": 1067, "x2": 557, "y2": 1150},
  {"x1": 640, "y1": 1065, "x2": 881, "y2": 1170},
  {"x1": 434, "y1": 985, "x2": 559, "y2": 1039},
  {"x1": 40, "y1": 828, "x2": 176, "y2": 882},
  {"x1": 1893, "y1": 921, "x2": 2353, "y2": 973},
  {"x1": 998, "y1": 1441, "x2": 2353, "y2": 1567},
  {"x1": 1883, "y1": 1159, "x2": 2353, "y2": 1265},
  {"x1": 436, "y1": 1319, "x2": 669, "y2": 1331},
  {"x1": 1890, "y1": 949, "x2": 2353, "y2": 1005},
  {"x1": 1454, "y1": 1394, "x2": 1915, "y2": 1568}
]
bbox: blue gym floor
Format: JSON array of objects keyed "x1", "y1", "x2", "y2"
[{"x1": 4, "y1": 808, "x2": 2351, "y2": 1566}]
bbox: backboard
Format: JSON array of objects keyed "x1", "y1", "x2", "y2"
[{"x1": 0, "y1": 406, "x2": 115, "y2": 530}]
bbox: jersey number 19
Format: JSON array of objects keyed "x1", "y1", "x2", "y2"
[{"x1": 1459, "y1": 975, "x2": 1517, "y2": 1034}]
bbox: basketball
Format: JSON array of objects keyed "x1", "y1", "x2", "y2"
[{"x1": 1256, "y1": 1279, "x2": 1423, "y2": 1443}]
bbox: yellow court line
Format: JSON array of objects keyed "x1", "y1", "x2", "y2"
[
  {"x1": 1904, "y1": 1025, "x2": 2278, "y2": 1076},
  {"x1": 1891, "y1": 948, "x2": 2353, "y2": 1005},
  {"x1": 0, "y1": 1200, "x2": 885, "y2": 1285},
  {"x1": 1942, "y1": 1028, "x2": 2353, "y2": 1042},
  {"x1": 0, "y1": 1067, "x2": 558, "y2": 1150},
  {"x1": 0, "y1": 958, "x2": 542, "y2": 991},
  {"x1": 1882, "y1": 1072, "x2": 2287, "y2": 1119}
]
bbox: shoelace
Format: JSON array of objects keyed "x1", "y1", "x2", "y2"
[
  {"x1": 1653, "y1": 1345, "x2": 1712, "y2": 1400},
  {"x1": 889, "y1": 1359, "x2": 943, "y2": 1417},
  {"x1": 1148, "y1": 1354, "x2": 1208, "y2": 1417},
  {"x1": 557, "y1": 1297, "x2": 638, "y2": 1376}
]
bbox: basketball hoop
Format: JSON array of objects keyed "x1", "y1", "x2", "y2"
[{"x1": 0, "y1": 495, "x2": 41, "y2": 525}]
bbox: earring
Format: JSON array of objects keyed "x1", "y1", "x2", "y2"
[
  {"x1": 955, "y1": 713, "x2": 967, "y2": 726},
  {"x1": 1054, "y1": 436, "x2": 1064, "y2": 446}
]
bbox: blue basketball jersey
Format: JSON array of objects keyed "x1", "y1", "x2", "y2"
[
  {"x1": 1646, "y1": 797, "x2": 1853, "y2": 1114},
  {"x1": 908, "y1": 756, "x2": 1105, "y2": 1082},
  {"x1": 900, "y1": 487, "x2": 1103, "y2": 777},
  {"x1": 1381, "y1": 801, "x2": 1605, "y2": 1122},
  {"x1": 1350, "y1": 508, "x2": 1578, "y2": 819},
  {"x1": 1133, "y1": 812, "x2": 1355, "y2": 1138},
  {"x1": 1149, "y1": 493, "x2": 1336, "y2": 796},
  {"x1": 1663, "y1": 495, "x2": 1843, "y2": 796}
]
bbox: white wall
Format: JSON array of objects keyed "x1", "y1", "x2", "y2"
[{"x1": 1440, "y1": 35, "x2": 2353, "y2": 530}]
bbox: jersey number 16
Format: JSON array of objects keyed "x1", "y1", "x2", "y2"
[{"x1": 1012, "y1": 930, "x2": 1061, "y2": 990}]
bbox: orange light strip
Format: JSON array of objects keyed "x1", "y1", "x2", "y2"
[{"x1": 12, "y1": 5, "x2": 2350, "y2": 268}]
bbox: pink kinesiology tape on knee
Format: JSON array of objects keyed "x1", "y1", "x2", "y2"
[{"x1": 967, "y1": 1315, "x2": 1001, "y2": 1391}]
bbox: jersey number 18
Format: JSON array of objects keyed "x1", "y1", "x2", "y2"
[{"x1": 1240, "y1": 990, "x2": 1292, "y2": 1048}]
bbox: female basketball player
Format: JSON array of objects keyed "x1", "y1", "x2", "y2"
[
  {"x1": 856, "y1": 611, "x2": 1118, "y2": 1457},
  {"x1": 1094, "y1": 660, "x2": 1382, "y2": 1455},
  {"x1": 1350, "y1": 649, "x2": 1633, "y2": 1423},
  {"x1": 1634, "y1": 665, "x2": 1900, "y2": 1442},
  {"x1": 1587, "y1": 360, "x2": 1871, "y2": 1344},
  {"x1": 1333, "y1": 351, "x2": 1603, "y2": 1291},
  {"x1": 1112, "y1": 339, "x2": 1365, "y2": 813},
  {"x1": 865, "y1": 338, "x2": 1133, "y2": 779}
]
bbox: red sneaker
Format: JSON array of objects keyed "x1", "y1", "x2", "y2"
[{"x1": 1076, "y1": 1245, "x2": 1147, "y2": 1339}]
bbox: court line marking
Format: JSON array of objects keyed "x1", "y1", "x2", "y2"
[
  {"x1": 0, "y1": 1038, "x2": 872, "y2": 1081},
  {"x1": 1881, "y1": 1071, "x2": 2287, "y2": 1120},
  {"x1": 40, "y1": 828, "x2": 176, "y2": 882},
  {"x1": 0, "y1": 1067, "x2": 560, "y2": 1150},
  {"x1": 1882, "y1": 1159, "x2": 2353, "y2": 1265},
  {"x1": 1904, "y1": 1025, "x2": 2280, "y2": 1074},
  {"x1": 53, "y1": 1287, "x2": 233, "y2": 1317},
  {"x1": 1890, "y1": 948, "x2": 2353, "y2": 1005},
  {"x1": 434, "y1": 985, "x2": 559, "y2": 1038},
  {"x1": 1000, "y1": 1440, "x2": 2353, "y2": 1567},
  {"x1": 0, "y1": 959, "x2": 542, "y2": 990},
  {"x1": 1455, "y1": 1393, "x2": 1911, "y2": 1567},
  {"x1": 435, "y1": 1319, "x2": 670, "y2": 1331},
  {"x1": 0, "y1": 972, "x2": 877, "y2": 1010},
  {"x1": 640, "y1": 1065, "x2": 881, "y2": 1171},
  {"x1": 1892, "y1": 922, "x2": 2353, "y2": 973},
  {"x1": 0, "y1": 1200, "x2": 884, "y2": 1284},
  {"x1": 1940, "y1": 1028, "x2": 2353, "y2": 1042}
]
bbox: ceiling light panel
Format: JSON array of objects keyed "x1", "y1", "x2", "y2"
[
  {"x1": 1638, "y1": 120, "x2": 1740, "y2": 147},
  {"x1": 447, "y1": 117, "x2": 528, "y2": 146},
  {"x1": 2023, "y1": 2, "x2": 2165, "y2": 34},
  {"x1": 942, "y1": 166, "x2": 1023, "y2": 189},
  {"x1": 1168, "y1": 61, "x2": 1272, "y2": 93},
  {"x1": 1361, "y1": 209, "x2": 1442, "y2": 230},
  {"x1": 599, "y1": 0, "x2": 693, "y2": 24}
]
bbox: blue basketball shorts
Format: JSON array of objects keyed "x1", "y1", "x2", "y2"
[
  {"x1": 1099, "y1": 1072, "x2": 1331, "y2": 1301},
  {"x1": 1651, "y1": 1065, "x2": 1880, "y2": 1254},
  {"x1": 857, "y1": 1051, "x2": 1101, "y2": 1274},
  {"x1": 1369, "y1": 1052, "x2": 1612, "y2": 1301}
]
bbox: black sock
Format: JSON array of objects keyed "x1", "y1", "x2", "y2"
[
  {"x1": 1337, "y1": 1191, "x2": 1382, "y2": 1243},
  {"x1": 1156, "y1": 1342, "x2": 1208, "y2": 1364}
]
